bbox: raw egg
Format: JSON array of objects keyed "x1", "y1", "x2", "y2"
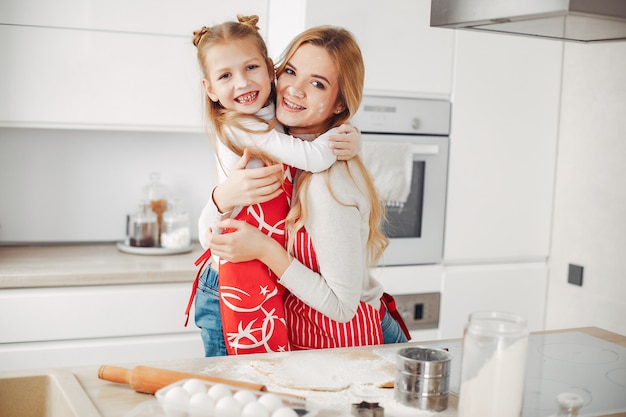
[
  {"x1": 241, "y1": 401, "x2": 270, "y2": 417},
  {"x1": 257, "y1": 393, "x2": 283, "y2": 413},
  {"x1": 183, "y1": 379, "x2": 209, "y2": 396},
  {"x1": 208, "y1": 383, "x2": 232, "y2": 401},
  {"x1": 233, "y1": 390, "x2": 257, "y2": 406},
  {"x1": 214, "y1": 396, "x2": 242, "y2": 417}
]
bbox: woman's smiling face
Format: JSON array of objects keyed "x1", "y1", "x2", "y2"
[{"x1": 276, "y1": 43, "x2": 344, "y2": 136}]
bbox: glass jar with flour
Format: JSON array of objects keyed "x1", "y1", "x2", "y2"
[{"x1": 457, "y1": 311, "x2": 529, "y2": 417}]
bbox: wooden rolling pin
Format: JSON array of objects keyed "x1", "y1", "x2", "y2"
[{"x1": 98, "y1": 365, "x2": 266, "y2": 395}]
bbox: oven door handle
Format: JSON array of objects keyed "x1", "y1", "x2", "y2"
[{"x1": 411, "y1": 144, "x2": 440, "y2": 155}]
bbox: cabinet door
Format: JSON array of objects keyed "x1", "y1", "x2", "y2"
[
  {"x1": 0, "y1": 0, "x2": 267, "y2": 37},
  {"x1": 0, "y1": 334, "x2": 205, "y2": 372},
  {"x1": 439, "y1": 262, "x2": 548, "y2": 339},
  {"x1": 0, "y1": 25, "x2": 201, "y2": 130},
  {"x1": 0, "y1": 283, "x2": 199, "y2": 343},
  {"x1": 303, "y1": 0, "x2": 454, "y2": 96},
  {"x1": 444, "y1": 31, "x2": 562, "y2": 262}
]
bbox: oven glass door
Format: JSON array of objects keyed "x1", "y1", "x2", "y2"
[{"x1": 363, "y1": 134, "x2": 449, "y2": 266}]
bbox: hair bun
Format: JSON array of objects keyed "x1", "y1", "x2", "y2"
[
  {"x1": 192, "y1": 26, "x2": 210, "y2": 47},
  {"x1": 237, "y1": 15, "x2": 260, "y2": 31}
]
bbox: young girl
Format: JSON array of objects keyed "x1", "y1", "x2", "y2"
[{"x1": 188, "y1": 15, "x2": 360, "y2": 355}]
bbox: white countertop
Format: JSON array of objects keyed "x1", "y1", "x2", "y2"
[{"x1": 0, "y1": 243, "x2": 204, "y2": 288}]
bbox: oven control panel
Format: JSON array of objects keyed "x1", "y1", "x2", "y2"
[{"x1": 393, "y1": 292, "x2": 441, "y2": 330}]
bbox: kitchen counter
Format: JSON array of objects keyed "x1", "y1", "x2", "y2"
[
  {"x1": 5, "y1": 327, "x2": 621, "y2": 417},
  {"x1": 0, "y1": 243, "x2": 204, "y2": 288}
]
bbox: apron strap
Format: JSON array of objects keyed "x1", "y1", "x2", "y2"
[
  {"x1": 381, "y1": 292, "x2": 412, "y2": 341},
  {"x1": 184, "y1": 248, "x2": 212, "y2": 327}
]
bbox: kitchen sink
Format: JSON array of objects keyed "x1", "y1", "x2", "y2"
[{"x1": 0, "y1": 369, "x2": 101, "y2": 417}]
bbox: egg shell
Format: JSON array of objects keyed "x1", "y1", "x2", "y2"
[
  {"x1": 188, "y1": 392, "x2": 215, "y2": 417},
  {"x1": 208, "y1": 383, "x2": 232, "y2": 401},
  {"x1": 183, "y1": 379, "x2": 209, "y2": 396},
  {"x1": 164, "y1": 386, "x2": 191, "y2": 405},
  {"x1": 271, "y1": 407, "x2": 299, "y2": 417},
  {"x1": 233, "y1": 390, "x2": 257, "y2": 406},
  {"x1": 241, "y1": 401, "x2": 270, "y2": 417},
  {"x1": 214, "y1": 396, "x2": 242, "y2": 417},
  {"x1": 161, "y1": 386, "x2": 190, "y2": 417},
  {"x1": 257, "y1": 393, "x2": 283, "y2": 413}
]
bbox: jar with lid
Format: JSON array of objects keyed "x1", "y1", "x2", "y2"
[
  {"x1": 549, "y1": 392, "x2": 584, "y2": 417},
  {"x1": 161, "y1": 199, "x2": 190, "y2": 249},
  {"x1": 143, "y1": 172, "x2": 168, "y2": 245},
  {"x1": 457, "y1": 311, "x2": 529, "y2": 417},
  {"x1": 127, "y1": 200, "x2": 158, "y2": 247}
]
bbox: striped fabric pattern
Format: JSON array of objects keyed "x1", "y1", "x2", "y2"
[{"x1": 285, "y1": 226, "x2": 383, "y2": 349}]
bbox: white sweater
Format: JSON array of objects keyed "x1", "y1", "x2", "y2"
[{"x1": 278, "y1": 160, "x2": 384, "y2": 322}]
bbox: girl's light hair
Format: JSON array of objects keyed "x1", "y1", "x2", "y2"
[
  {"x1": 193, "y1": 15, "x2": 277, "y2": 167},
  {"x1": 279, "y1": 26, "x2": 389, "y2": 266}
]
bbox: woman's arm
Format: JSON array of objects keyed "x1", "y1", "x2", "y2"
[
  {"x1": 277, "y1": 169, "x2": 368, "y2": 321},
  {"x1": 206, "y1": 218, "x2": 292, "y2": 276},
  {"x1": 208, "y1": 164, "x2": 372, "y2": 322}
]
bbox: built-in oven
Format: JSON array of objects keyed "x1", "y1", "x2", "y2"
[
  {"x1": 352, "y1": 93, "x2": 450, "y2": 340},
  {"x1": 353, "y1": 93, "x2": 451, "y2": 266}
]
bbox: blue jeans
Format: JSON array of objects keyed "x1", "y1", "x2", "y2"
[
  {"x1": 381, "y1": 304, "x2": 409, "y2": 344},
  {"x1": 194, "y1": 266, "x2": 406, "y2": 353},
  {"x1": 194, "y1": 266, "x2": 227, "y2": 357}
]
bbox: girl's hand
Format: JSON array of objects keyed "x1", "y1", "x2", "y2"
[
  {"x1": 212, "y1": 148, "x2": 284, "y2": 213},
  {"x1": 207, "y1": 219, "x2": 272, "y2": 263},
  {"x1": 329, "y1": 123, "x2": 362, "y2": 161}
]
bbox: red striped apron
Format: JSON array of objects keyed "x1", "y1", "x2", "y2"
[
  {"x1": 217, "y1": 164, "x2": 296, "y2": 355},
  {"x1": 285, "y1": 228, "x2": 384, "y2": 349}
]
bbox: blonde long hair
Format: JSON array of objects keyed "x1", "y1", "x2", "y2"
[
  {"x1": 193, "y1": 15, "x2": 277, "y2": 167},
  {"x1": 279, "y1": 26, "x2": 389, "y2": 267}
]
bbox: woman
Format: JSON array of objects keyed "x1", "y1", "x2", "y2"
[{"x1": 202, "y1": 26, "x2": 409, "y2": 351}]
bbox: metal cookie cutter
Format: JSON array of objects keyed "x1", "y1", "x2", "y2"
[{"x1": 351, "y1": 401, "x2": 384, "y2": 417}]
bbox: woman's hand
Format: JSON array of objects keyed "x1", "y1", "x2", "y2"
[
  {"x1": 208, "y1": 219, "x2": 292, "y2": 276},
  {"x1": 212, "y1": 148, "x2": 284, "y2": 213},
  {"x1": 208, "y1": 219, "x2": 268, "y2": 262},
  {"x1": 329, "y1": 123, "x2": 362, "y2": 161}
]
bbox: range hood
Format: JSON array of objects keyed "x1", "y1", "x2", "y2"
[{"x1": 430, "y1": 0, "x2": 626, "y2": 42}]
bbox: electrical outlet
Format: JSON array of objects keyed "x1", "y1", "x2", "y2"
[
  {"x1": 392, "y1": 292, "x2": 440, "y2": 330},
  {"x1": 568, "y1": 264, "x2": 584, "y2": 286}
]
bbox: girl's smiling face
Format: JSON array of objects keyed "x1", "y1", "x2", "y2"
[
  {"x1": 276, "y1": 43, "x2": 344, "y2": 135},
  {"x1": 202, "y1": 39, "x2": 273, "y2": 115}
]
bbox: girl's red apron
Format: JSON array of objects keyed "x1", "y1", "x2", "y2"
[
  {"x1": 284, "y1": 226, "x2": 384, "y2": 349},
  {"x1": 216, "y1": 165, "x2": 296, "y2": 355}
]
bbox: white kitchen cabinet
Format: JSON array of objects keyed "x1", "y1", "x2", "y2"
[
  {"x1": 444, "y1": 31, "x2": 563, "y2": 263},
  {"x1": 439, "y1": 262, "x2": 548, "y2": 339},
  {"x1": 0, "y1": 283, "x2": 205, "y2": 371},
  {"x1": 303, "y1": 0, "x2": 455, "y2": 96},
  {"x1": 0, "y1": 0, "x2": 268, "y2": 130},
  {"x1": 0, "y1": 25, "x2": 201, "y2": 130},
  {"x1": 0, "y1": 0, "x2": 267, "y2": 37}
]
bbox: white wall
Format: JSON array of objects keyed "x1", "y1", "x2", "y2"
[
  {"x1": 545, "y1": 41, "x2": 626, "y2": 336},
  {"x1": 0, "y1": 128, "x2": 215, "y2": 242}
]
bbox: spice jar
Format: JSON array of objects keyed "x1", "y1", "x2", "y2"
[
  {"x1": 161, "y1": 199, "x2": 190, "y2": 249},
  {"x1": 457, "y1": 311, "x2": 529, "y2": 417},
  {"x1": 128, "y1": 201, "x2": 158, "y2": 247},
  {"x1": 143, "y1": 172, "x2": 168, "y2": 245}
]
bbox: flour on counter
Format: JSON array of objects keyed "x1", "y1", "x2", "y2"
[
  {"x1": 196, "y1": 351, "x2": 458, "y2": 416},
  {"x1": 249, "y1": 351, "x2": 394, "y2": 391}
]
